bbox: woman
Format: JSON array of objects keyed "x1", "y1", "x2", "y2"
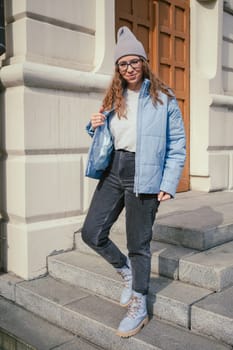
[{"x1": 82, "y1": 26, "x2": 186, "y2": 338}]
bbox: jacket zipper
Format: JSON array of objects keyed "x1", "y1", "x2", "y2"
[{"x1": 135, "y1": 80, "x2": 149, "y2": 196}]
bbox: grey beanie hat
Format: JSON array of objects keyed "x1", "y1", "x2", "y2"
[{"x1": 114, "y1": 26, "x2": 147, "y2": 63}]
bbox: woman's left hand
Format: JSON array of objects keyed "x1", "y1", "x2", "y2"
[{"x1": 157, "y1": 191, "x2": 171, "y2": 202}]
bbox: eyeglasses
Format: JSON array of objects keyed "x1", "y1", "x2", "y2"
[{"x1": 117, "y1": 58, "x2": 142, "y2": 73}]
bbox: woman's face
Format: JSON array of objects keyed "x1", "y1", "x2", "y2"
[{"x1": 117, "y1": 55, "x2": 143, "y2": 91}]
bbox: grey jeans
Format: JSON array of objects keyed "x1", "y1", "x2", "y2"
[{"x1": 81, "y1": 150, "x2": 160, "y2": 294}]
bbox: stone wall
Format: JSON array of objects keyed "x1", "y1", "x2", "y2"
[
  {"x1": 0, "y1": 55, "x2": 4, "y2": 271},
  {"x1": 208, "y1": 2, "x2": 233, "y2": 191},
  {"x1": 0, "y1": 0, "x2": 114, "y2": 279},
  {"x1": 190, "y1": 0, "x2": 233, "y2": 191}
]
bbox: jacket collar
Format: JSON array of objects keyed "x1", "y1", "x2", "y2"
[
  {"x1": 139, "y1": 78, "x2": 150, "y2": 98},
  {"x1": 104, "y1": 78, "x2": 151, "y2": 117}
]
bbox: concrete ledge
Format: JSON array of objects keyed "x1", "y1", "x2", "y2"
[
  {"x1": 153, "y1": 191, "x2": 233, "y2": 250},
  {"x1": 179, "y1": 241, "x2": 233, "y2": 291},
  {"x1": 209, "y1": 94, "x2": 233, "y2": 108},
  {"x1": 191, "y1": 286, "x2": 233, "y2": 346},
  {"x1": 0, "y1": 61, "x2": 110, "y2": 91},
  {"x1": 0, "y1": 273, "x2": 22, "y2": 301}
]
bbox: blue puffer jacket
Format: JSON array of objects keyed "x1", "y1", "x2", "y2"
[{"x1": 86, "y1": 79, "x2": 186, "y2": 197}]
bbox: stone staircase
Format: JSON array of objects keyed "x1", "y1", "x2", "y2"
[{"x1": 1, "y1": 191, "x2": 233, "y2": 349}]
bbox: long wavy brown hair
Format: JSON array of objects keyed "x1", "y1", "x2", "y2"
[{"x1": 102, "y1": 58, "x2": 173, "y2": 118}]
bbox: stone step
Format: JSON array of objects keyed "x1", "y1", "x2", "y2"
[
  {"x1": 75, "y1": 231, "x2": 196, "y2": 280},
  {"x1": 179, "y1": 241, "x2": 233, "y2": 291},
  {"x1": 48, "y1": 250, "x2": 212, "y2": 328},
  {"x1": 14, "y1": 275, "x2": 231, "y2": 350},
  {"x1": 191, "y1": 285, "x2": 233, "y2": 346},
  {"x1": 153, "y1": 193, "x2": 233, "y2": 250},
  {"x1": 0, "y1": 295, "x2": 103, "y2": 350},
  {"x1": 76, "y1": 233, "x2": 233, "y2": 292}
]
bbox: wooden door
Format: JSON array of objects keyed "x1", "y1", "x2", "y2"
[
  {"x1": 115, "y1": 0, "x2": 190, "y2": 192},
  {"x1": 115, "y1": 0, "x2": 153, "y2": 59}
]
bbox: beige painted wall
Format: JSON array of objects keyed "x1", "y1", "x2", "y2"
[
  {"x1": 190, "y1": 0, "x2": 233, "y2": 191},
  {"x1": 0, "y1": 0, "x2": 114, "y2": 279}
]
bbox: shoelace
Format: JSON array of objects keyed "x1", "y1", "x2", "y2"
[
  {"x1": 118, "y1": 269, "x2": 132, "y2": 288},
  {"x1": 127, "y1": 296, "x2": 142, "y2": 319}
]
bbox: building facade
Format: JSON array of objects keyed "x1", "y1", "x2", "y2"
[{"x1": 0, "y1": 0, "x2": 232, "y2": 279}]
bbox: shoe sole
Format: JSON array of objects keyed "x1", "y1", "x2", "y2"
[
  {"x1": 116, "y1": 316, "x2": 149, "y2": 338},
  {"x1": 120, "y1": 299, "x2": 131, "y2": 307}
]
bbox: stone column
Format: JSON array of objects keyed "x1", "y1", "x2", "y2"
[
  {"x1": 0, "y1": 0, "x2": 115, "y2": 279},
  {"x1": 190, "y1": 0, "x2": 233, "y2": 191}
]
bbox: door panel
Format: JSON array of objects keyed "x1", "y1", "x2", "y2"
[{"x1": 115, "y1": 0, "x2": 153, "y2": 58}]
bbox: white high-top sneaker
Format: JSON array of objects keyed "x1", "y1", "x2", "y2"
[
  {"x1": 116, "y1": 257, "x2": 132, "y2": 307},
  {"x1": 116, "y1": 291, "x2": 149, "y2": 337}
]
